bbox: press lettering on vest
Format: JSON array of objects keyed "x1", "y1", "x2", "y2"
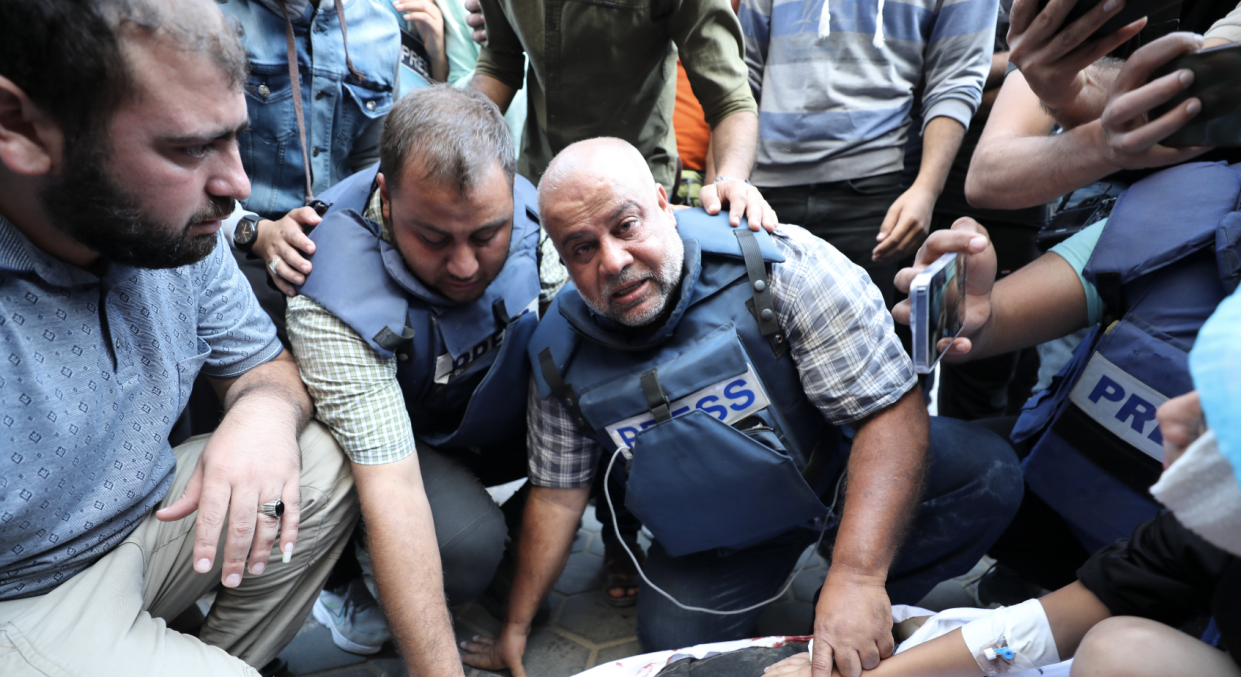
[
  {"x1": 1069, "y1": 354, "x2": 1168, "y2": 462},
  {"x1": 604, "y1": 363, "x2": 772, "y2": 448},
  {"x1": 434, "y1": 297, "x2": 538, "y2": 384}
]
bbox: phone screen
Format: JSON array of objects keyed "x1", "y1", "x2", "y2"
[
  {"x1": 912, "y1": 253, "x2": 967, "y2": 375},
  {"x1": 1152, "y1": 42, "x2": 1241, "y2": 147},
  {"x1": 1035, "y1": 0, "x2": 1177, "y2": 40}
]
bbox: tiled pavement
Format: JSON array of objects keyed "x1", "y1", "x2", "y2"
[{"x1": 276, "y1": 502, "x2": 990, "y2": 677}]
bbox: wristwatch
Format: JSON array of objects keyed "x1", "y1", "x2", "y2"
[{"x1": 234, "y1": 214, "x2": 260, "y2": 253}]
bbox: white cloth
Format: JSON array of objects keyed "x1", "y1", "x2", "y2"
[{"x1": 1151, "y1": 430, "x2": 1241, "y2": 558}]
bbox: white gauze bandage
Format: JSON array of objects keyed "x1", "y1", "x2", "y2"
[{"x1": 959, "y1": 599, "x2": 1060, "y2": 676}]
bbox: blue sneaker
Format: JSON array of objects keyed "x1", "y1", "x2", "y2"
[{"x1": 312, "y1": 579, "x2": 392, "y2": 655}]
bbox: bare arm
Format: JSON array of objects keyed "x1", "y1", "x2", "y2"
[
  {"x1": 354, "y1": 456, "x2": 464, "y2": 677},
  {"x1": 461, "y1": 485, "x2": 590, "y2": 677},
  {"x1": 470, "y1": 72, "x2": 516, "y2": 114},
  {"x1": 698, "y1": 111, "x2": 778, "y2": 230},
  {"x1": 812, "y1": 387, "x2": 929, "y2": 677},
  {"x1": 771, "y1": 582, "x2": 1113, "y2": 677},
  {"x1": 967, "y1": 71, "x2": 1113, "y2": 209},
  {"x1": 892, "y1": 221, "x2": 1089, "y2": 362},
  {"x1": 872, "y1": 116, "x2": 966, "y2": 262}
]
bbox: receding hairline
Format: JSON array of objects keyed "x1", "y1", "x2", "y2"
[{"x1": 538, "y1": 138, "x2": 653, "y2": 227}]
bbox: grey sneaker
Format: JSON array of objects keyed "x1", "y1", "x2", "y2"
[{"x1": 312, "y1": 579, "x2": 392, "y2": 655}]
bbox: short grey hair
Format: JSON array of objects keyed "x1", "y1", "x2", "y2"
[{"x1": 379, "y1": 84, "x2": 515, "y2": 195}]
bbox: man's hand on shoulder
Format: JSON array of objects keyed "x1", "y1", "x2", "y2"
[
  {"x1": 257, "y1": 206, "x2": 321, "y2": 297},
  {"x1": 156, "y1": 351, "x2": 309, "y2": 588},
  {"x1": 811, "y1": 569, "x2": 894, "y2": 677},
  {"x1": 701, "y1": 178, "x2": 779, "y2": 233},
  {"x1": 1099, "y1": 32, "x2": 1215, "y2": 170}
]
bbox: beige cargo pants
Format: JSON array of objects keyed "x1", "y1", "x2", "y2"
[{"x1": 0, "y1": 421, "x2": 357, "y2": 676}]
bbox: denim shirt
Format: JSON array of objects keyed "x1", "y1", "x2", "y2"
[{"x1": 220, "y1": 0, "x2": 400, "y2": 219}]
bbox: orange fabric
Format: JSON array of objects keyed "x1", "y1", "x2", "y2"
[{"x1": 674, "y1": 59, "x2": 711, "y2": 172}]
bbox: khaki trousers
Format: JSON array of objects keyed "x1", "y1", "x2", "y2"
[{"x1": 0, "y1": 421, "x2": 357, "y2": 677}]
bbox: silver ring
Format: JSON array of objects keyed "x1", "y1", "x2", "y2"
[
  {"x1": 259, "y1": 499, "x2": 284, "y2": 519},
  {"x1": 268, "y1": 256, "x2": 282, "y2": 275}
]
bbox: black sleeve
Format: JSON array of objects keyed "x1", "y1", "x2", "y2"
[{"x1": 1077, "y1": 511, "x2": 1234, "y2": 628}]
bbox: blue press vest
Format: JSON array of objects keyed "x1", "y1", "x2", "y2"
[
  {"x1": 529, "y1": 211, "x2": 842, "y2": 557},
  {"x1": 1013, "y1": 161, "x2": 1241, "y2": 551},
  {"x1": 297, "y1": 164, "x2": 543, "y2": 448}
]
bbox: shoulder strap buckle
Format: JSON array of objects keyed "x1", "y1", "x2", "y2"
[{"x1": 735, "y1": 229, "x2": 787, "y2": 358}]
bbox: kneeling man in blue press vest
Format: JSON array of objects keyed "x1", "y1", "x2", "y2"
[
  {"x1": 286, "y1": 86, "x2": 543, "y2": 677},
  {"x1": 892, "y1": 159, "x2": 1241, "y2": 593},
  {"x1": 460, "y1": 138, "x2": 1023, "y2": 677}
]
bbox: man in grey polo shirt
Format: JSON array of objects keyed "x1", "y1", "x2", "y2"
[{"x1": 0, "y1": 1, "x2": 357, "y2": 675}]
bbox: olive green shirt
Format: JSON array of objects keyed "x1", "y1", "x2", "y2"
[{"x1": 475, "y1": 0, "x2": 757, "y2": 191}]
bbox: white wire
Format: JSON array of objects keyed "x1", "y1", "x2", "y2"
[{"x1": 603, "y1": 445, "x2": 846, "y2": 616}]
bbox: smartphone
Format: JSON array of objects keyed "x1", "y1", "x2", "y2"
[
  {"x1": 1035, "y1": 0, "x2": 1177, "y2": 40},
  {"x1": 910, "y1": 253, "x2": 967, "y2": 375},
  {"x1": 1150, "y1": 42, "x2": 1241, "y2": 147}
]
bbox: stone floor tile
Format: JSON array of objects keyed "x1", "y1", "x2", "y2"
[
  {"x1": 455, "y1": 601, "x2": 503, "y2": 637},
  {"x1": 572, "y1": 529, "x2": 588, "y2": 554},
  {"x1": 581, "y1": 505, "x2": 604, "y2": 533},
  {"x1": 791, "y1": 568, "x2": 827, "y2": 603},
  {"x1": 278, "y1": 623, "x2": 368, "y2": 675},
  {"x1": 595, "y1": 640, "x2": 644, "y2": 665},
  {"x1": 556, "y1": 590, "x2": 639, "y2": 644},
  {"x1": 755, "y1": 600, "x2": 814, "y2": 637},
  {"x1": 522, "y1": 629, "x2": 592, "y2": 677},
  {"x1": 588, "y1": 532, "x2": 606, "y2": 557},
  {"x1": 553, "y1": 551, "x2": 605, "y2": 596}
]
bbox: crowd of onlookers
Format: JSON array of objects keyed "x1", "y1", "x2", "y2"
[{"x1": 1, "y1": 1, "x2": 1239, "y2": 677}]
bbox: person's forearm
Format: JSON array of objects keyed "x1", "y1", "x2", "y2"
[
  {"x1": 505, "y1": 486, "x2": 589, "y2": 631},
  {"x1": 966, "y1": 120, "x2": 1116, "y2": 209},
  {"x1": 854, "y1": 582, "x2": 1111, "y2": 677},
  {"x1": 470, "y1": 72, "x2": 517, "y2": 114},
  {"x1": 358, "y1": 463, "x2": 465, "y2": 677},
  {"x1": 830, "y1": 388, "x2": 928, "y2": 579},
  {"x1": 213, "y1": 351, "x2": 312, "y2": 435},
  {"x1": 911, "y1": 116, "x2": 966, "y2": 199},
  {"x1": 948, "y1": 252, "x2": 1090, "y2": 363},
  {"x1": 710, "y1": 111, "x2": 759, "y2": 180}
]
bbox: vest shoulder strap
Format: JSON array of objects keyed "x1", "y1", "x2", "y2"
[
  {"x1": 674, "y1": 209, "x2": 786, "y2": 264},
  {"x1": 297, "y1": 210, "x2": 412, "y2": 358},
  {"x1": 318, "y1": 163, "x2": 380, "y2": 217}
]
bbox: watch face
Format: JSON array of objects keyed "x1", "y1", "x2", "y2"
[{"x1": 237, "y1": 219, "x2": 255, "y2": 246}]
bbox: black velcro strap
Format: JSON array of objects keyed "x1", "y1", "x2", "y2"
[
  {"x1": 493, "y1": 299, "x2": 511, "y2": 328},
  {"x1": 539, "y1": 348, "x2": 594, "y2": 435},
  {"x1": 1050, "y1": 403, "x2": 1163, "y2": 497},
  {"x1": 734, "y1": 229, "x2": 786, "y2": 357},
  {"x1": 373, "y1": 325, "x2": 415, "y2": 352},
  {"x1": 800, "y1": 428, "x2": 835, "y2": 488},
  {"x1": 640, "y1": 369, "x2": 672, "y2": 423},
  {"x1": 1093, "y1": 271, "x2": 1124, "y2": 322}
]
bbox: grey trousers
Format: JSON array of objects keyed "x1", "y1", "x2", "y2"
[{"x1": 0, "y1": 422, "x2": 358, "y2": 676}]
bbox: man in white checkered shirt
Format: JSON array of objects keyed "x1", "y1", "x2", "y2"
[{"x1": 460, "y1": 139, "x2": 1023, "y2": 677}]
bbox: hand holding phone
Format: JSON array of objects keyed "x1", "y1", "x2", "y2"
[
  {"x1": 893, "y1": 220, "x2": 998, "y2": 367},
  {"x1": 1007, "y1": 0, "x2": 1148, "y2": 118},
  {"x1": 910, "y1": 254, "x2": 967, "y2": 374},
  {"x1": 1150, "y1": 42, "x2": 1241, "y2": 147}
]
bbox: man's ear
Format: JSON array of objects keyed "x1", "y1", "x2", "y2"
[
  {"x1": 0, "y1": 75, "x2": 62, "y2": 176},
  {"x1": 654, "y1": 182, "x2": 677, "y2": 225},
  {"x1": 376, "y1": 172, "x2": 392, "y2": 223}
]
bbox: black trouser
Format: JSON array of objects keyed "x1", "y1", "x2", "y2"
[
  {"x1": 761, "y1": 172, "x2": 906, "y2": 308},
  {"x1": 973, "y1": 416, "x2": 1092, "y2": 591}
]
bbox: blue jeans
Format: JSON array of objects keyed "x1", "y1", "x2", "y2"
[{"x1": 635, "y1": 416, "x2": 1023, "y2": 650}]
